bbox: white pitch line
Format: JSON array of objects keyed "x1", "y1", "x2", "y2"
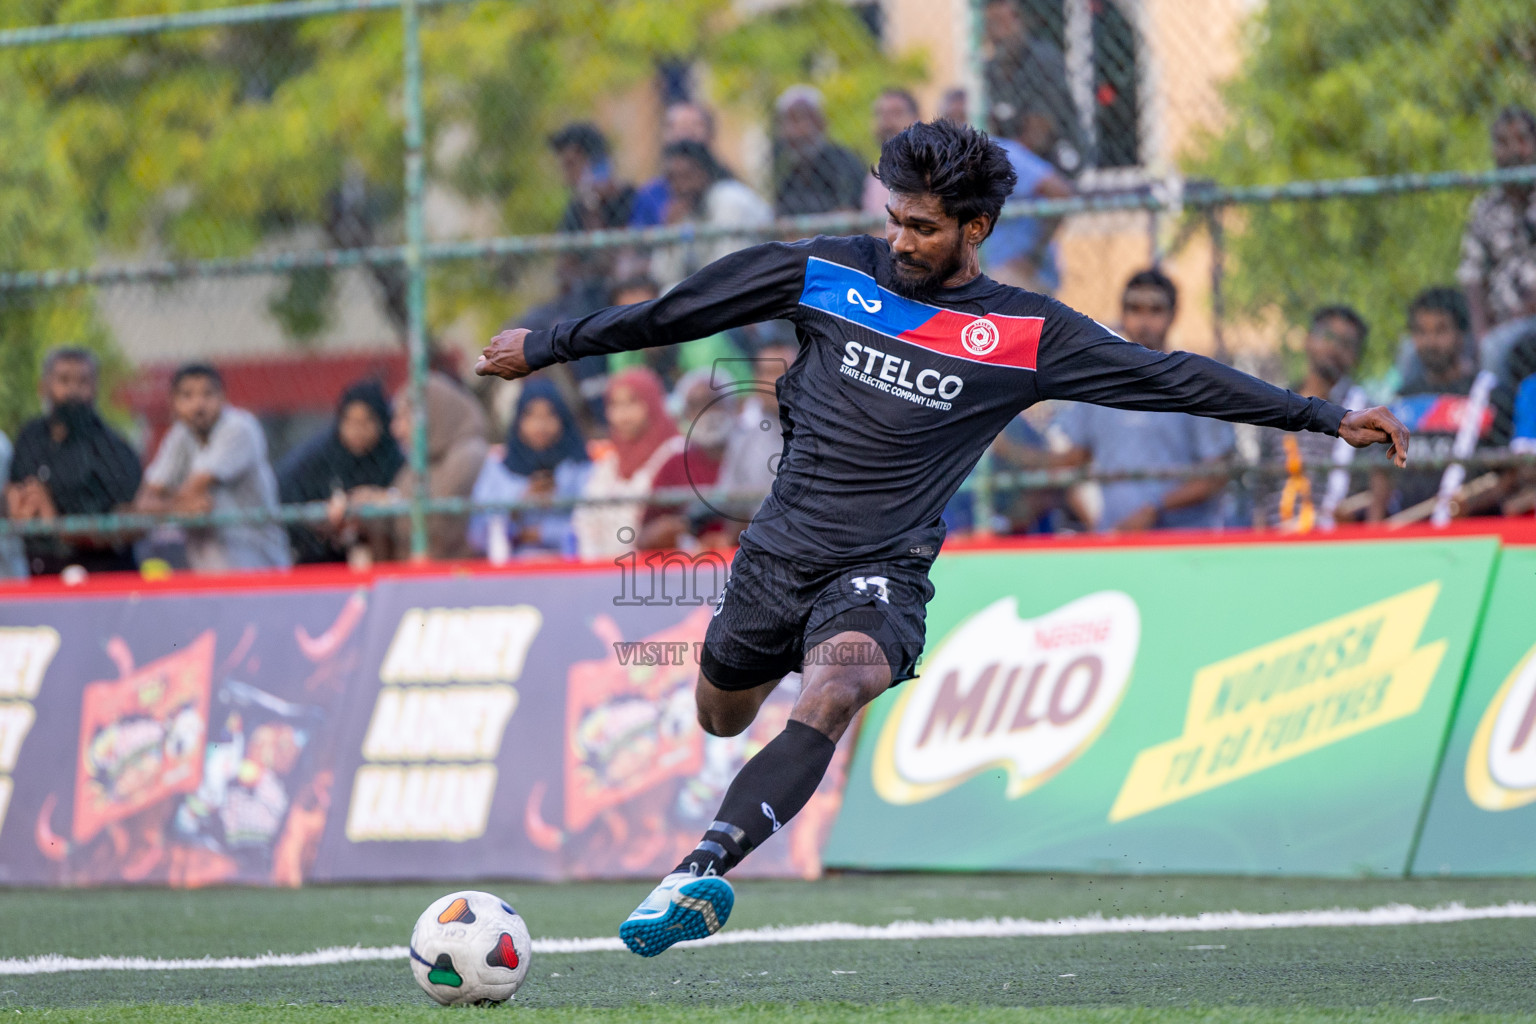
[{"x1": 4, "y1": 901, "x2": 1534, "y2": 975}]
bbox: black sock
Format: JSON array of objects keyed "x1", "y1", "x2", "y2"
[{"x1": 675, "y1": 719, "x2": 837, "y2": 877}]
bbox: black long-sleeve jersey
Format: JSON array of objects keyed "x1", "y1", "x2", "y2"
[{"x1": 523, "y1": 234, "x2": 1346, "y2": 566}]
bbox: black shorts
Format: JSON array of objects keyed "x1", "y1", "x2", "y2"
[{"x1": 699, "y1": 540, "x2": 935, "y2": 691}]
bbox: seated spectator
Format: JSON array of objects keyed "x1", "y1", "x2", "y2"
[
  {"x1": 630, "y1": 101, "x2": 717, "y2": 229},
  {"x1": 1489, "y1": 318, "x2": 1536, "y2": 516},
  {"x1": 985, "y1": 101, "x2": 1073, "y2": 294},
  {"x1": 0, "y1": 430, "x2": 25, "y2": 578},
  {"x1": 607, "y1": 276, "x2": 748, "y2": 389},
  {"x1": 862, "y1": 89, "x2": 920, "y2": 217},
  {"x1": 7, "y1": 347, "x2": 141, "y2": 575},
  {"x1": 356, "y1": 373, "x2": 489, "y2": 562},
  {"x1": 572, "y1": 368, "x2": 683, "y2": 559},
  {"x1": 939, "y1": 87, "x2": 968, "y2": 125},
  {"x1": 649, "y1": 140, "x2": 773, "y2": 289},
  {"x1": 1457, "y1": 106, "x2": 1536, "y2": 369},
  {"x1": 468, "y1": 378, "x2": 590, "y2": 560},
  {"x1": 137, "y1": 363, "x2": 290, "y2": 572},
  {"x1": 549, "y1": 122, "x2": 636, "y2": 233},
  {"x1": 639, "y1": 370, "x2": 739, "y2": 550},
  {"x1": 1051, "y1": 269, "x2": 1236, "y2": 532},
  {"x1": 1369, "y1": 288, "x2": 1489, "y2": 521},
  {"x1": 276, "y1": 379, "x2": 404, "y2": 564},
  {"x1": 1255, "y1": 306, "x2": 1368, "y2": 529},
  {"x1": 983, "y1": 0, "x2": 1082, "y2": 174},
  {"x1": 717, "y1": 341, "x2": 798, "y2": 522},
  {"x1": 771, "y1": 85, "x2": 866, "y2": 217}
]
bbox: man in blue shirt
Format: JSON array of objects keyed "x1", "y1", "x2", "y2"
[
  {"x1": 984, "y1": 100, "x2": 1072, "y2": 294},
  {"x1": 630, "y1": 101, "x2": 717, "y2": 228},
  {"x1": 1052, "y1": 269, "x2": 1237, "y2": 531}
]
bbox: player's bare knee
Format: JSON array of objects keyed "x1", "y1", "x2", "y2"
[
  {"x1": 793, "y1": 664, "x2": 887, "y2": 741},
  {"x1": 696, "y1": 704, "x2": 750, "y2": 738}
]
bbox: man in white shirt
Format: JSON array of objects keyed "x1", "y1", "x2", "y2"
[{"x1": 137, "y1": 363, "x2": 290, "y2": 572}]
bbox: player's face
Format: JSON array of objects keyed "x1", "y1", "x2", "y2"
[
  {"x1": 1304, "y1": 315, "x2": 1361, "y2": 386},
  {"x1": 885, "y1": 193, "x2": 968, "y2": 300},
  {"x1": 1410, "y1": 308, "x2": 1464, "y2": 376},
  {"x1": 606, "y1": 384, "x2": 650, "y2": 443},
  {"x1": 337, "y1": 400, "x2": 383, "y2": 457},
  {"x1": 1493, "y1": 118, "x2": 1536, "y2": 169},
  {"x1": 517, "y1": 397, "x2": 562, "y2": 452},
  {"x1": 172, "y1": 375, "x2": 224, "y2": 437},
  {"x1": 1120, "y1": 286, "x2": 1175, "y2": 351}
]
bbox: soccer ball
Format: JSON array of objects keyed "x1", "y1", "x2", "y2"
[{"x1": 409, "y1": 890, "x2": 532, "y2": 1005}]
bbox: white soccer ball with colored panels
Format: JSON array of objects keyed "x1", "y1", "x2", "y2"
[{"x1": 409, "y1": 890, "x2": 532, "y2": 1005}]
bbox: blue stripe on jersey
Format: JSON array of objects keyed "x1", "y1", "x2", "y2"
[{"x1": 799, "y1": 257, "x2": 939, "y2": 337}]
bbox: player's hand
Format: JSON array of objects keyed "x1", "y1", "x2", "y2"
[
  {"x1": 1338, "y1": 407, "x2": 1409, "y2": 468},
  {"x1": 476, "y1": 328, "x2": 533, "y2": 380}
]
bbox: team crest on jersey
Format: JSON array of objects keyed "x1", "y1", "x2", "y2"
[{"x1": 960, "y1": 318, "x2": 1000, "y2": 356}]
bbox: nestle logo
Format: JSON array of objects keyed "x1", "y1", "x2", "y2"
[{"x1": 1034, "y1": 618, "x2": 1112, "y2": 649}]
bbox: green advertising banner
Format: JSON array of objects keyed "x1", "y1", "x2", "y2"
[
  {"x1": 1412, "y1": 546, "x2": 1536, "y2": 876},
  {"x1": 824, "y1": 538, "x2": 1499, "y2": 876}
]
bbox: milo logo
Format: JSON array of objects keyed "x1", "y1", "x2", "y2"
[
  {"x1": 871, "y1": 592, "x2": 1140, "y2": 804},
  {"x1": 1465, "y1": 639, "x2": 1536, "y2": 812}
]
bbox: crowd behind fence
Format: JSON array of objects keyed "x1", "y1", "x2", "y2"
[{"x1": 2, "y1": 0, "x2": 1535, "y2": 580}]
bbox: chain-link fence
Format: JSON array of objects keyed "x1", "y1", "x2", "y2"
[{"x1": 1, "y1": 0, "x2": 1534, "y2": 578}]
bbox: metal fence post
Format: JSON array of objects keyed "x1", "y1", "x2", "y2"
[{"x1": 402, "y1": 0, "x2": 429, "y2": 559}]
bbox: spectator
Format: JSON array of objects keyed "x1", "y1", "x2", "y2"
[
  {"x1": 862, "y1": 89, "x2": 921, "y2": 217},
  {"x1": 469, "y1": 377, "x2": 590, "y2": 560},
  {"x1": 939, "y1": 87, "x2": 968, "y2": 125},
  {"x1": 356, "y1": 373, "x2": 489, "y2": 562},
  {"x1": 983, "y1": 0, "x2": 1081, "y2": 174},
  {"x1": 0, "y1": 431, "x2": 24, "y2": 579},
  {"x1": 650, "y1": 140, "x2": 773, "y2": 289},
  {"x1": 717, "y1": 341, "x2": 798, "y2": 520},
  {"x1": 276, "y1": 379, "x2": 404, "y2": 564},
  {"x1": 549, "y1": 122, "x2": 637, "y2": 233},
  {"x1": 985, "y1": 101, "x2": 1073, "y2": 293},
  {"x1": 639, "y1": 370, "x2": 739, "y2": 550},
  {"x1": 630, "y1": 101, "x2": 717, "y2": 229},
  {"x1": 607, "y1": 276, "x2": 748, "y2": 389},
  {"x1": 1051, "y1": 269, "x2": 1236, "y2": 532},
  {"x1": 572, "y1": 367, "x2": 683, "y2": 559},
  {"x1": 771, "y1": 85, "x2": 866, "y2": 217},
  {"x1": 1488, "y1": 316, "x2": 1536, "y2": 516},
  {"x1": 1369, "y1": 288, "x2": 1487, "y2": 521},
  {"x1": 7, "y1": 347, "x2": 142, "y2": 575},
  {"x1": 1254, "y1": 306, "x2": 1369, "y2": 529},
  {"x1": 137, "y1": 363, "x2": 289, "y2": 572},
  {"x1": 1458, "y1": 106, "x2": 1536, "y2": 372}
]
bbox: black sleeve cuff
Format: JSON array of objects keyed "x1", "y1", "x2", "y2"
[
  {"x1": 523, "y1": 329, "x2": 558, "y2": 370},
  {"x1": 1310, "y1": 398, "x2": 1347, "y2": 437}
]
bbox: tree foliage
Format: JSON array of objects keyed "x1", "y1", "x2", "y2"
[
  {"x1": 0, "y1": 0, "x2": 923, "y2": 361},
  {"x1": 1186, "y1": 0, "x2": 1536, "y2": 376}
]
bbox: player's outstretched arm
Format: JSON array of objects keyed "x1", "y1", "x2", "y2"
[{"x1": 1338, "y1": 406, "x2": 1410, "y2": 468}]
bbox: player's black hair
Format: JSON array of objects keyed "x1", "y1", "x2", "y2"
[
  {"x1": 547, "y1": 122, "x2": 609, "y2": 160},
  {"x1": 1310, "y1": 305, "x2": 1369, "y2": 352},
  {"x1": 1493, "y1": 105, "x2": 1536, "y2": 140},
  {"x1": 1408, "y1": 287, "x2": 1470, "y2": 333},
  {"x1": 879, "y1": 87, "x2": 920, "y2": 117},
  {"x1": 875, "y1": 119, "x2": 1017, "y2": 237},
  {"x1": 662, "y1": 140, "x2": 732, "y2": 183},
  {"x1": 1123, "y1": 268, "x2": 1178, "y2": 310},
  {"x1": 171, "y1": 362, "x2": 224, "y2": 392}
]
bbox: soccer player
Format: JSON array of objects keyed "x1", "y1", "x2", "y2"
[{"x1": 476, "y1": 120, "x2": 1408, "y2": 956}]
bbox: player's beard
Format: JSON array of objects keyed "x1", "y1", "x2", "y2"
[{"x1": 886, "y1": 243, "x2": 964, "y2": 302}]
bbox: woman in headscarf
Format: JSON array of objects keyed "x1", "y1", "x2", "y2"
[
  {"x1": 277, "y1": 379, "x2": 405, "y2": 563},
  {"x1": 468, "y1": 377, "x2": 590, "y2": 559},
  {"x1": 572, "y1": 367, "x2": 684, "y2": 559},
  {"x1": 354, "y1": 372, "x2": 489, "y2": 562}
]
